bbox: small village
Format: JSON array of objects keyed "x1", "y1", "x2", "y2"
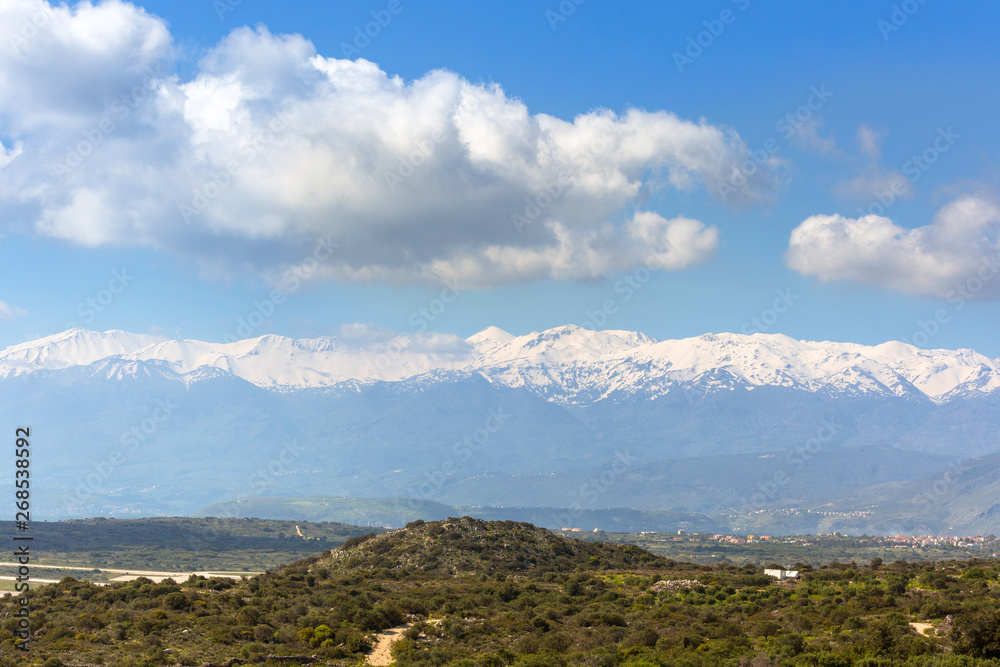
[
  {"x1": 632, "y1": 531, "x2": 996, "y2": 547},
  {"x1": 602, "y1": 529, "x2": 1000, "y2": 565}
]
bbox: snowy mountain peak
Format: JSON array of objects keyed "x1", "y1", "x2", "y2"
[
  {"x1": 0, "y1": 329, "x2": 167, "y2": 376},
  {"x1": 466, "y1": 326, "x2": 515, "y2": 350}
]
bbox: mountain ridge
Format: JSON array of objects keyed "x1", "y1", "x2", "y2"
[{"x1": 3, "y1": 325, "x2": 998, "y2": 404}]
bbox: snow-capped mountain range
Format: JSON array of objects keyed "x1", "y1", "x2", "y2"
[
  {"x1": 6, "y1": 325, "x2": 1000, "y2": 532},
  {"x1": 3, "y1": 325, "x2": 999, "y2": 404}
]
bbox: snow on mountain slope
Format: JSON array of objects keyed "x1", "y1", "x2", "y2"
[
  {"x1": 467, "y1": 328, "x2": 1000, "y2": 403},
  {"x1": 129, "y1": 333, "x2": 471, "y2": 388},
  {"x1": 0, "y1": 329, "x2": 167, "y2": 377},
  {"x1": 1, "y1": 325, "x2": 999, "y2": 402}
]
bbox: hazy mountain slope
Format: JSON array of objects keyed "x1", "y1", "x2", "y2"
[
  {"x1": 812, "y1": 452, "x2": 1000, "y2": 535},
  {"x1": 428, "y1": 445, "x2": 950, "y2": 512},
  {"x1": 193, "y1": 496, "x2": 458, "y2": 527},
  {"x1": 192, "y1": 496, "x2": 724, "y2": 533}
]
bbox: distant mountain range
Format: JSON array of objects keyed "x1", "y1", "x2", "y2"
[
  {"x1": 3, "y1": 326, "x2": 999, "y2": 534},
  {"x1": 5, "y1": 325, "x2": 1000, "y2": 401}
]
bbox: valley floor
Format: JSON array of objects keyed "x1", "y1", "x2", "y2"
[{"x1": 0, "y1": 560, "x2": 259, "y2": 584}]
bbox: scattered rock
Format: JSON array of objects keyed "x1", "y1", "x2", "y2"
[{"x1": 651, "y1": 579, "x2": 700, "y2": 592}]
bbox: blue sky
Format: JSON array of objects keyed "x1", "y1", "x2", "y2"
[{"x1": 1, "y1": 0, "x2": 999, "y2": 354}]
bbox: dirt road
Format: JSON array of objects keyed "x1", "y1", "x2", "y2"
[{"x1": 0, "y1": 562, "x2": 260, "y2": 584}]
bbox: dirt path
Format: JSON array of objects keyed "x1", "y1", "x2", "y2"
[
  {"x1": 295, "y1": 525, "x2": 304, "y2": 538},
  {"x1": 910, "y1": 622, "x2": 934, "y2": 635},
  {"x1": 368, "y1": 619, "x2": 440, "y2": 666},
  {"x1": 367, "y1": 623, "x2": 411, "y2": 666}
]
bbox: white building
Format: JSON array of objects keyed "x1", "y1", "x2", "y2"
[{"x1": 764, "y1": 568, "x2": 799, "y2": 580}]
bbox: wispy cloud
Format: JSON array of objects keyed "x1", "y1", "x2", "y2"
[
  {"x1": 788, "y1": 117, "x2": 837, "y2": 155},
  {"x1": 856, "y1": 123, "x2": 885, "y2": 160},
  {"x1": 834, "y1": 124, "x2": 914, "y2": 204},
  {"x1": 0, "y1": 301, "x2": 27, "y2": 321}
]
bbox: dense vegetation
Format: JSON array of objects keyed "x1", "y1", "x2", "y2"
[
  {"x1": 321, "y1": 517, "x2": 663, "y2": 575},
  {"x1": 3, "y1": 518, "x2": 1000, "y2": 666},
  {"x1": 17, "y1": 517, "x2": 380, "y2": 571}
]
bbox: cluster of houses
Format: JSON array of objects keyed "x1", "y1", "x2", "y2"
[
  {"x1": 705, "y1": 534, "x2": 775, "y2": 544},
  {"x1": 881, "y1": 534, "x2": 992, "y2": 549}
]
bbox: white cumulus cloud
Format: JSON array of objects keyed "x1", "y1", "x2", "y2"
[
  {"x1": 786, "y1": 194, "x2": 1000, "y2": 298},
  {"x1": 0, "y1": 2, "x2": 775, "y2": 287}
]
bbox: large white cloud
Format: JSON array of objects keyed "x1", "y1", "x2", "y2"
[
  {"x1": 0, "y1": 1, "x2": 773, "y2": 287},
  {"x1": 786, "y1": 195, "x2": 1000, "y2": 298},
  {"x1": 0, "y1": 0, "x2": 170, "y2": 134}
]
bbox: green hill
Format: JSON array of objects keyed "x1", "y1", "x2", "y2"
[{"x1": 306, "y1": 516, "x2": 664, "y2": 575}]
